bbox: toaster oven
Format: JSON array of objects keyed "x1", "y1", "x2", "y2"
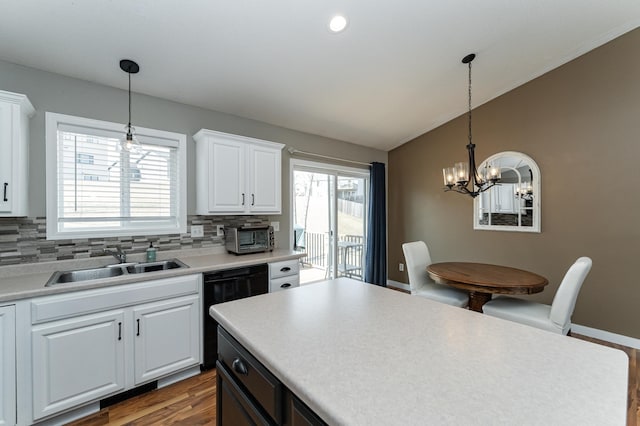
[{"x1": 225, "y1": 225, "x2": 275, "y2": 254}]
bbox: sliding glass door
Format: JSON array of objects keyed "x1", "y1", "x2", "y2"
[{"x1": 292, "y1": 160, "x2": 368, "y2": 284}]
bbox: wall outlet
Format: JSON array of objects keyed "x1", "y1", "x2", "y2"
[
  {"x1": 270, "y1": 221, "x2": 280, "y2": 232},
  {"x1": 191, "y1": 225, "x2": 204, "y2": 238},
  {"x1": 216, "y1": 225, "x2": 224, "y2": 237},
  {"x1": 399, "y1": 263, "x2": 404, "y2": 272}
]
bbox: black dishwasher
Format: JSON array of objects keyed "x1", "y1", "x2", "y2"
[{"x1": 202, "y1": 264, "x2": 269, "y2": 370}]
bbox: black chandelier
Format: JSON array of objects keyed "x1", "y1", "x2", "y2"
[
  {"x1": 120, "y1": 59, "x2": 141, "y2": 152},
  {"x1": 443, "y1": 53, "x2": 500, "y2": 198}
]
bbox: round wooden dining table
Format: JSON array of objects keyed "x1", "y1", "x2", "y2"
[{"x1": 426, "y1": 262, "x2": 549, "y2": 313}]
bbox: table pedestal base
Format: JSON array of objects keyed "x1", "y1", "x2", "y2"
[{"x1": 468, "y1": 291, "x2": 492, "y2": 313}]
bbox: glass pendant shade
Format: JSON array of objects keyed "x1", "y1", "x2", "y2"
[
  {"x1": 443, "y1": 167, "x2": 456, "y2": 187},
  {"x1": 120, "y1": 125, "x2": 141, "y2": 152},
  {"x1": 486, "y1": 165, "x2": 501, "y2": 182},
  {"x1": 454, "y1": 162, "x2": 469, "y2": 184}
]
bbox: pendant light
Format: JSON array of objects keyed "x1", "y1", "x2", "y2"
[
  {"x1": 120, "y1": 59, "x2": 141, "y2": 152},
  {"x1": 442, "y1": 53, "x2": 500, "y2": 198}
]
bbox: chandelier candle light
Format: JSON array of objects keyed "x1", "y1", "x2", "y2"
[
  {"x1": 120, "y1": 59, "x2": 141, "y2": 152},
  {"x1": 443, "y1": 53, "x2": 500, "y2": 198},
  {"x1": 515, "y1": 181, "x2": 533, "y2": 200}
]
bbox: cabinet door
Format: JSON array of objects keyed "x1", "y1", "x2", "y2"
[
  {"x1": 208, "y1": 138, "x2": 246, "y2": 212},
  {"x1": 31, "y1": 310, "x2": 125, "y2": 420},
  {"x1": 216, "y1": 361, "x2": 272, "y2": 426},
  {"x1": 0, "y1": 305, "x2": 15, "y2": 426},
  {"x1": 133, "y1": 295, "x2": 200, "y2": 385},
  {"x1": 248, "y1": 144, "x2": 281, "y2": 213},
  {"x1": 0, "y1": 102, "x2": 13, "y2": 214},
  {"x1": 287, "y1": 393, "x2": 326, "y2": 426}
]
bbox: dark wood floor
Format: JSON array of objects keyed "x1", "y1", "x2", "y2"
[{"x1": 67, "y1": 335, "x2": 638, "y2": 426}]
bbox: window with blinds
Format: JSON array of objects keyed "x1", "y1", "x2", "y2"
[{"x1": 45, "y1": 112, "x2": 187, "y2": 239}]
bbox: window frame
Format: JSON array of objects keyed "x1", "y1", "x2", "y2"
[{"x1": 45, "y1": 112, "x2": 187, "y2": 240}]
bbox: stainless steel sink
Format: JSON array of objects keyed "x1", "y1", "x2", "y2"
[
  {"x1": 46, "y1": 267, "x2": 125, "y2": 286},
  {"x1": 45, "y1": 259, "x2": 188, "y2": 286},
  {"x1": 126, "y1": 259, "x2": 188, "y2": 274}
]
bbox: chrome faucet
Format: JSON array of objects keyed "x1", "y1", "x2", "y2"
[{"x1": 104, "y1": 245, "x2": 127, "y2": 263}]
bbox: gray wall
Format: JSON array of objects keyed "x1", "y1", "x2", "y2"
[
  {"x1": 388, "y1": 28, "x2": 640, "y2": 339},
  {"x1": 0, "y1": 59, "x2": 387, "y2": 249}
]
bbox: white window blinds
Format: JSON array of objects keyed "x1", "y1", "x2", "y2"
[{"x1": 46, "y1": 113, "x2": 187, "y2": 239}]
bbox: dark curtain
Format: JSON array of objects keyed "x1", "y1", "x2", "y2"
[{"x1": 364, "y1": 162, "x2": 387, "y2": 286}]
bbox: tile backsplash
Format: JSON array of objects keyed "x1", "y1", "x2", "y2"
[{"x1": 0, "y1": 215, "x2": 270, "y2": 266}]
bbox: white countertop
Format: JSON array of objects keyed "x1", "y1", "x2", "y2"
[
  {"x1": 0, "y1": 247, "x2": 304, "y2": 303},
  {"x1": 210, "y1": 278, "x2": 628, "y2": 425}
]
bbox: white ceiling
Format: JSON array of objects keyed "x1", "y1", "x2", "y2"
[{"x1": 1, "y1": 1, "x2": 639, "y2": 151}]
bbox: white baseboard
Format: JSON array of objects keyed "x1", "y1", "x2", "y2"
[
  {"x1": 572, "y1": 324, "x2": 640, "y2": 350},
  {"x1": 35, "y1": 402, "x2": 99, "y2": 425},
  {"x1": 387, "y1": 279, "x2": 409, "y2": 291}
]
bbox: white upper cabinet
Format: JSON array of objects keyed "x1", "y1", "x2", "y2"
[
  {"x1": 0, "y1": 90, "x2": 35, "y2": 216},
  {"x1": 194, "y1": 129, "x2": 284, "y2": 215}
]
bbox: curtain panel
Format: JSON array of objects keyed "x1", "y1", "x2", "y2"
[{"x1": 364, "y1": 162, "x2": 387, "y2": 286}]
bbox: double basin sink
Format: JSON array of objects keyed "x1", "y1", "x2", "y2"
[{"x1": 45, "y1": 259, "x2": 188, "y2": 287}]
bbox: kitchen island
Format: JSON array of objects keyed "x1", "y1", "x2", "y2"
[{"x1": 210, "y1": 277, "x2": 628, "y2": 425}]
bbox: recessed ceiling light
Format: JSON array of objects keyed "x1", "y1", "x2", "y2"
[{"x1": 329, "y1": 15, "x2": 348, "y2": 33}]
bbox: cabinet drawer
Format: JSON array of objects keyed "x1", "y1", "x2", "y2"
[
  {"x1": 269, "y1": 259, "x2": 299, "y2": 279},
  {"x1": 269, "y1": 275, "x2": 300, "y2": 293},
  {"x1": 217, "y1": 327, "x2": 282, "y2": 423}
]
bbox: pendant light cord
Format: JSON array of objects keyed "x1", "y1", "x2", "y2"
[
  {"x1": 128, "y1": 71, "x2": 132, "y2": 128},
  {"x1": 467, "y1": 60, "x2": 472, "y2": 146}
]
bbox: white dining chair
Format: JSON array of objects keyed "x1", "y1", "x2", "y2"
[
  {"x1": 482, "y1": 257, "x2": 592, "y2": 335},
  {"x1": 402, "y1": 241, "x2": 469, "y2": 308}
]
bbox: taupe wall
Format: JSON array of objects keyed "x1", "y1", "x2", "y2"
[
  {"x1": 0, "y1": 59, "x2": 387, "y2": 250},
  {"x1": 388, "y1": 28, "x2": 640, "y2": 338}
]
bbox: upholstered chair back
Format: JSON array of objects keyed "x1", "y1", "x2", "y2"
[
  {"x1": 402, "y1": 241, "x2": 433, "y2": 294},
  {"x1": 549, "y1": 257, "x2": 592, "y2": 330}
]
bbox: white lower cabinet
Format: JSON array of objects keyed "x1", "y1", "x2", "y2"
[
  {"x1": 133, "y1": 295, "x2": 200, "y2": 385},
  {"x1": 28, "y1": 274, "x2": 201, "y2": 422},
  {"x1": 31, "y1": 310, "x2": 126, "y2": 420},
  {"x1": 0, "y1": 305, "x2": 16, "y2": 426}
]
